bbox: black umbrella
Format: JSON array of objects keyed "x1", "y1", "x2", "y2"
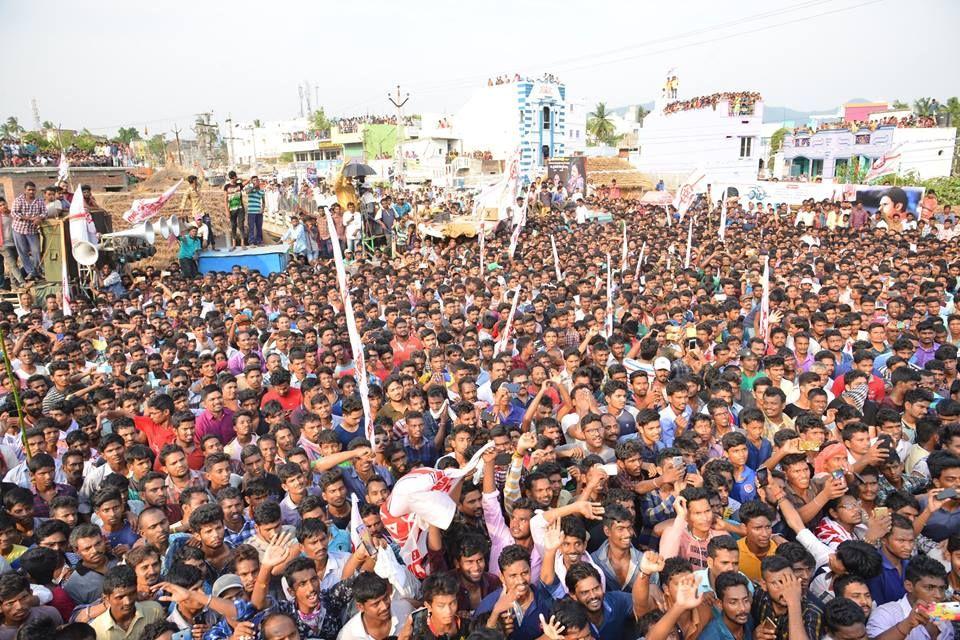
[{"x1": 342, "y1": 160, "x2": 377, "y2": 178}]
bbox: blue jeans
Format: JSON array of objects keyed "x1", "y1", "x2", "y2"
[
  {"x1": 13, "y1": 232, "x2": 40, "y2": 278},
  {"x1": 247, "y1": 213, "x2": 263, "y2": 245}
]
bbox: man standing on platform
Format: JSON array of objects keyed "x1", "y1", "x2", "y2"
[
  {"x1": 245, "y1": 176, "x2": 265, "y2": 246},
  {"x1": 11, "y1": 181, "x2": 45, "y2": 281}
]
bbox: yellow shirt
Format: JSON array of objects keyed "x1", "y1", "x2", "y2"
[
  {"x1": 3, "y1": 545, "x2": 26, "y2": 563},
  {"x1": 737, "y1": 536, "x2": 778, "y2": 584},
  {"x1": 90, "y1": 602, "x2": 166, "y2": 640}
]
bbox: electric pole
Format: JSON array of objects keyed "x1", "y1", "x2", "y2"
[
  {"x1": 387, "y1": 85, "x2": 410, "y2": 183},
  {"x1": 224, "y1": 115, "x2": 236, "y2": 168},
  {"x1": 171, "y1": 125, "x2": 183, "y2": 166}
]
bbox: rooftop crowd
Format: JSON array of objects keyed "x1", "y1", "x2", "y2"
[
  {"x1": 792, "y1": 115, "x2": 938, "y2": 136},
  {"x1": 0, "y1": 176, "x2": 956, "y2": 640},
  {"x1": 663, "y1": 92, "x2": 762, "y2": 116},
  {"x1": 1, "y1": 141, "x2": 132, "y2": 169}
]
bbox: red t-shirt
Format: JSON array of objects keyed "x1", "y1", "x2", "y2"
[
  {"x1": 260, "y1": 388, "x2": 302, "y2": 412},
  {"x1": 134, "y1": 415, "x2": 176, "y2": 458}
]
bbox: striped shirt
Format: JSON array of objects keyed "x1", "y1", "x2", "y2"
[
  {"x1": 12, "y1": 194, "x2": 46, "y2": 234},
  {"x1": 245, "y1": 187, "x2": 264, "y2": 215}
]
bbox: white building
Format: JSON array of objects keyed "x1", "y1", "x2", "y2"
[
  {"x1": 228, "y1": 117, "x2": 340, "y2": 168},
  {"x1": 780, "y1": 124, "x2": 956, "y2": 180},
  {"x1": 632, "y1": 91, "x2": 764, "y2": 186},
  {"x1": 455, "y1": 78, "x2": 575, "y2": 178}
]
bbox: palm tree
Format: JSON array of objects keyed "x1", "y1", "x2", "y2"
[
  {"x1": 253, "y1": 119, "x2": 262, "y2": 128},
  {"x1": 1, "y1": 116, "x2": 24, "y2": 138},
  {"x1": 939, "y1": 97, "x2": 960, "y2": 126},
  {"x1": 41, "y1": 120, "x2": 55, "y2": 131},
  {"x1": 913, "y1": 97, "x2": 935, "y2": 117},
  {"x1": 587, "y1": 103, "x2": 616, "y2": 146},
  {"x1": 891, "y1": 100, "x2": 910, "y2": 111}
]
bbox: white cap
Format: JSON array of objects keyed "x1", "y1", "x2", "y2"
[{"x1": 654, "y1": 356, "x2": 671, "y2": 371}]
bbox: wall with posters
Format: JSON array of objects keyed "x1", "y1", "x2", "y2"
[{"x1": 722, "y1": 180, "x2": 925, "y2": 215}]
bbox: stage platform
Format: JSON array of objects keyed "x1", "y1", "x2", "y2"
[{"x1": 198, "y1": 244, "x2": 289, "y2": 275}]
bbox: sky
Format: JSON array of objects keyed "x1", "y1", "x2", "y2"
[{"x1": 1, "y1": 0, "x2": 957, "y2": 139}]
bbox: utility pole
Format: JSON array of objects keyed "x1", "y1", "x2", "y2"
[
  {"x1": 387, "y1": 85, "x2": 410, "y2": 183},
  {"x1": 171, "y1": 125, "x2": 183, "y2": 166},
  {"x1": 224, "y1": 115, "x2": 236, "y2": 168},
  {"x1": 298, "y1": 85, "x2": 304, "y2": 118}
]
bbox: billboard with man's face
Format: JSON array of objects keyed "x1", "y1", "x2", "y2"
[{"x1": 546, "y1": 156, "x2": 587, "y2": 197}]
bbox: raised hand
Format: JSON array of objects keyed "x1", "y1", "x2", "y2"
[
  {"x1": 779, "y1": 570, "x2": 803, "y2": 607},
  {"x1": 672, "y1": 574, "x2": 703, "y2": 610},
  {"x1": 640, "y1": 550, "x2": 665, "y2": 575},
  {"x1": 539, "y1": 614, "x2": 567, "y2": 640},
  {"x1": 543, "y1": 519, "x2": 563, "y2": 551},
  {"x1": 263, "y1": 530, "x2": 295, "y2": 568},
  {"x1": 517, "y1": 432, "x2": 537, "y2": 454},
  {"x1": 576, "y1": 501, "x2": 605, "y2": 521},
  {"x1": 482, "y1": 447, "x2": 497, "y2": 466},
  {"x1": 228, "y1": 621, "x2": 257, "y2": 640}
]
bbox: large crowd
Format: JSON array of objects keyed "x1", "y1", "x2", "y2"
[
  {"x1": 1, "y1": 141, "x2": 132, "y2": 168},
  {"x1": 792, "y1": 115, "x2": 938, "y2": 137},
  {"x1": 0, "y1": 173, "x2": 957, "y2": 640},
  {"x1": 663, "y1": 92, "x2": 762, "y2": 116}
]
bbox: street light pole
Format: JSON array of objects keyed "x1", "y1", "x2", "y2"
[{"x1": 387, "y1": 85, "x2": 410, "y2": 185}]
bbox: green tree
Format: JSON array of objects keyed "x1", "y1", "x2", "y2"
[
  {"x1": 310, "y1": 108, "x2": 331, "y2": 135},
  {"x1": 634, "y1": 105, "x2": 650, "y2": 125},
  {"x1": 913, "y1": 97, "x2": 936, "y2": 116},
  {"x1": 253, "y1": 119, "x2": 262, "y2": 128},
  {"x1": 769, "y1": 127, "x2": 789, "y2": 155},
  {"x1": 891, "y1": 100, "x2": 910, "y2": 110},
  {"x1": 587, "y1": 102, "x2": 617, "y2": 146},
  {"x1": 116, "y1": 126, "x2": 142, "y2": 145},
  {"x1": 21, "y1": 131, "x2": 53, "y2": 151},
  {"x1": 939, "y1": 97, "x2": 960, "y2": 126},
  {"x1": 73, "y1": 133, "x2": 98, "y2": 153},
  {"x1": 279, "y1": 152, "x2": 294, "y2": 163},
  {"x1": 146, "y1": 134, "x2": 167, "y2": 164},
  {"x1": 41, "y1": 120, "x2": 55, "y2": 131},
  {"x1": 1, "y1": 117, "x2": 24, "y2": 138}
]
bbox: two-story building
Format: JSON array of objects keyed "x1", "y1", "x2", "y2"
[
  {"x1": 633, "y1": 90, "x2": 764, "y2": 186},
  {"x1": 781, "y1": 122, "x2": 956, "y2": 180}
]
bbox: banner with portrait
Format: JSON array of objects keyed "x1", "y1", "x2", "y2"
[{"x1": 546, "y1": 156, "x2": 587, "y2": 198}]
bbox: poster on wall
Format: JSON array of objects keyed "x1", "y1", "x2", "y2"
[
  {"x1": 844, "y1": 185, "x2": 925, "y2": 215},
  {"x1": 723, "y1": 181, "x2": 836, "y2": 208},
  {"x1": 546, "y1": 156, "x2": 587, "y2": 197}
]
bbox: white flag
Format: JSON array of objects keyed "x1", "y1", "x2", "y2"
[
  {"x1": 550, "y1": 235, "x2": 562, "y2": 281},
  {"x1": 324, "y1": 210, "x2": 374, "y2": 443},
  {"x1": 478, "y1": 225, "x2": 485, "y2": 274},
  {"x1": 634, "y1": 241, "x2": 646, "y2": 280},
  {"x1": 57, "y1": 152, "x2": 70, "y2": 185},
  {"x1": 620, "y1": 221, "x2": 628, "y2": 273},
  {"x1": 605, "y1": 253, "x2": 613, "y2": 336},
  {"x1": 673, "y1": 168, "x2": 707, "y2": 221},
  {"x1": 865, "y1": 144, "x2": 905, "y2": 183},
  {"x1": 759, "y1": 255, "x2": 771, "y2": 341},
  {"x1": 123, "y1": 179, "x2": 183, "y2": 224},
  {"x1": 684, "y1": 216, "x2": 694, "y2": 268},
  {"x1": 719, "y1": 196, "x2": 728, "y2": 242},
  {"x1": 494, "y1": 287, "x2": 522, "y2": 356},
  {"x1": 61, "y1": 258, "x2": 72, "y2": 316},
  {"x1": 508, "y1": 201, "x2": 527, "y2": 258}
]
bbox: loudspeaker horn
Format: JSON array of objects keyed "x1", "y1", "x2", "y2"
[
  {"x1": 156, "y1": 217, "x2": 170, "y2": 239},
  {"x1": 165, "y1": 215, "x2": 181, "y2": 238},
  {"x1": 102, "y1": 221, "x2": 155, "y2": 245},
  {"x1": 72, "y1": 241, "x2": 99, "y2": 266}
]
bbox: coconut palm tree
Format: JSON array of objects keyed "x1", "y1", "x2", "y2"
[
  {"x1": 891, "y1": 100, "x2": 910, "y2": 110},
  {"x1": 1, "y1": 117, "x2": 24, "y2": 138},
  {"x1": 41, "y1": 120, "x2": 55, "y2": 131},
  {"x1": 913, "y1": 97, "x2": 935, "y2": 117},
  {"x1": 587, "y1": 103, "x2": 616, "y2": 146},
  {"x1": 939, "y1": 97, "x2": 960, "y2": 126}
]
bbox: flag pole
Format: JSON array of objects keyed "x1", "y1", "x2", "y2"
[{"x1": 0, "y1": 327, "x2": 28, "y2": 458}]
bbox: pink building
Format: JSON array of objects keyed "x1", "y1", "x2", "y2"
[{"x1": 843, "y1": 101, "x2": 888, "y2": 122}]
